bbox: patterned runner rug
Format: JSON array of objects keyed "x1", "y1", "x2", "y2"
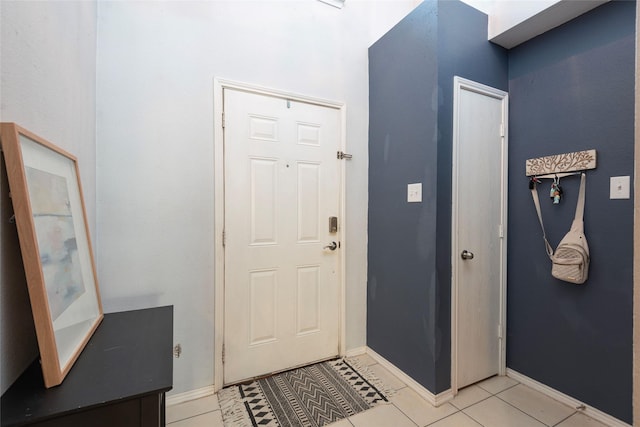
[{"x1": 219, "y1": 358, "x2": 390, "y2": 427}]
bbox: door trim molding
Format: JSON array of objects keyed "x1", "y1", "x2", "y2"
[
  {"x1": 451, "y1": 76, "x2": 509, "y2": 395},
  {"x1": 213, "y1": 78, "x2": 347, "y2": 391}
]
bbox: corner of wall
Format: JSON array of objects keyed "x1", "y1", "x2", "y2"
[{"x1": 633, "y1": 2, "x2": 639, "y2": 425}]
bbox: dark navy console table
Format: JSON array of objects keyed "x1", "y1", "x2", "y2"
[{"x1": 2, "y1": 306, "x2": 173, "y2": 427}]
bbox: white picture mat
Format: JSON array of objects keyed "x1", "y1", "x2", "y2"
[{"x1": 19, "y1": 134, "x2": 100, "y2": 369}]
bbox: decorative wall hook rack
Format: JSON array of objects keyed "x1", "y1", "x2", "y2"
[{"x1": 525, "y1": 149, "x2": 596, "y2": 179}]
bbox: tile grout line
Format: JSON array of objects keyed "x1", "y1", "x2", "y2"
[
  {"x1": 388, "y1": 401, "x2": 421, "y2": 427},
  {"x1": 477, "y1": 381, "x2": 519, "y2": 396},
  {"x1": 167, "y1": 408, "x2": 221, "y2": 425},
  {"x1": 492, "y1": 391, "x2": 569, "y2": 426},
  {"x1": 451, "y1": 380, "x2": 518, "y2": 413},
  {"x1": 462, "y1": 408, "x2": 490, "y2": 427},
  {"x1": 376, "y1": 370, "x2": 450, "y2": 427},
  {"x1": 424, "y1": 408, "x2": 464, "y2": 426},
  {"x1": 454, "y1": 394, "x2": 494, "y2": 412},
  {"x1": 551, "y1": 411, "x2": 580, "y2": 427},
  {"x1": 457, "y1": 381, "x2": 524, "y2": 427}
]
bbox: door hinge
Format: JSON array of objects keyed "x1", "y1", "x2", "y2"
[
  {"x1": 222, "y1": 112, "x2": 226, "y2": 129},
  {"x1": 500, "y1": 123, "x2": 505, "y2": 137},
  {"x1": 222, "y1": 230, "x2": 226, "y2": 247},
  {"x1": 337, "y1": 151, "x2": 352, "y2": 160},
  {"x1": 498, "y1": 224, "x2": 504, "y2": 238},
  {"x1": 222, "y1": 344, "x2": 225, "y2": 364},
  {"x1": 498, "y1": 324, "x2": 503, "y2": 339}
]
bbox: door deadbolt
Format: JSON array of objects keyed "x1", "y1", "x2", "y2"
[{"x1": 329, "y1": 216, "x2": 338, "y2": 233}]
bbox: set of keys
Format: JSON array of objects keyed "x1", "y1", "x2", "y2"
[
  {"x1": 529, "y1": 176, "x2": 563, "y2": 204},
  {"x1": 550, "y1": 176, "x2": 563, "y2": 204}
]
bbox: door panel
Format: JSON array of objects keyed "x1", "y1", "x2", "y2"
[
  {"x1": 223, "y1": 89, "x2": 341, "y2": 385},
  {"x1": 297, "y1": 162, "x2": 321, "y2": 242},
  {"x1": 454, "y1": 79, "x2": 507, "y2": 389},
  {"x1": 250, "y1": 158, "x2": 278, "y2": 244},
  {"x1": 297, "y1": 266, "x2": 320, "y2": 334}
]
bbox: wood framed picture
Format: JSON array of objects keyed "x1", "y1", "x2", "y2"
[{"x1": 0, "y1": 123, "x2": 103, "y2": 388}]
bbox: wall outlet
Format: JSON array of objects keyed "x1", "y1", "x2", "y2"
[
  {"x1": 610, "y1": 176, "x2": 630, "y2": 199},
  {"x1": 407, "y1": 183, "x2": 422, "y2": 203}
]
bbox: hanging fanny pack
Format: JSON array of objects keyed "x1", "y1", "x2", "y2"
[{"x1": 531, "y1": 173, "x2": 590, "y2": 284}]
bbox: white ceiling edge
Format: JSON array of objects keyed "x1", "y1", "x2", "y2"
[
  {"x1": 460, "y1": 0, "x2": 494, "y2": 16},
  {"x1": 489, "y1": 0, "x2": 611, "y2": 49}
]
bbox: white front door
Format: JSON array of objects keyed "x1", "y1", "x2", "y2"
[
  {"x1": 223, "y1": 88, "x2": 341, "y2": 385},
  {"x1": 452, "y1": 77, "x2": 508, "y2": 390}
]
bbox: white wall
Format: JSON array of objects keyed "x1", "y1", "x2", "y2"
[
  {"x1": 96, "y1": 0, "x2": 418, "y2": 395},
  {"x1": 0, "y1": 1, "x2": 97, "y2": 393}
]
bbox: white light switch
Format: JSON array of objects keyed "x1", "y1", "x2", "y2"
[
  {"x1": 407, "y1": 183, "x2": 422, "y2": 203},
  {"x1": 610, "y1": 176, "x2": 630, "y2": 199}
]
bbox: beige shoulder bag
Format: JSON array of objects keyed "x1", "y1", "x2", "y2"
[{"x1": 531, "y1": 173, "x2": 590, "y2": 284}]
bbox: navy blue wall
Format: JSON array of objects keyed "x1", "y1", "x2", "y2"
[
  {"x1": 368, "y1": 0, "x2": 507, "y2": 393},
  {"x1": 368, "y1": 1, "x2": 439, "y2": 390},
  {"x1": 507, "y1": 1, "x2": 634, "y2": 423}
]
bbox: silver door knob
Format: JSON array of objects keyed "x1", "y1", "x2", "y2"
[
  {"x1": 461, "y1": 250, "x2": 474, "y2": 260},
  {"x1": 323, "y1": 241, "x2": 338, "y2": 251}
]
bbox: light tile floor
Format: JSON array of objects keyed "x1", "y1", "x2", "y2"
[{"x1": 166, "y1": 354, "x2": 611, "y2": 427}]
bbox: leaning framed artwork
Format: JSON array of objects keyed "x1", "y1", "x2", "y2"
[{"x1": 0, "y1": 123, "x2": 103, "y2": 388}]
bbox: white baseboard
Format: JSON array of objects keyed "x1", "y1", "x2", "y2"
[
  {"x1": 506, "y1": 369, "x2": 630, "y2": 427},
  {"x1": 365, "y1": 346, "x2": 453, "y2": 407},
  {"x1": 345, "y1": 346, "x2": 367, "y2": 358},
  {"x1": 166, "y1": 385, "x2": 216, "y2": 407}
]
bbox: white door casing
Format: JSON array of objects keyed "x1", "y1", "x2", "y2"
[
  {"x1": 220, "y1": 85, "x2": 344, "y2": 385},
  {"x1": 452, "y1": 77, "x2": 508, "y2": 392}
]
